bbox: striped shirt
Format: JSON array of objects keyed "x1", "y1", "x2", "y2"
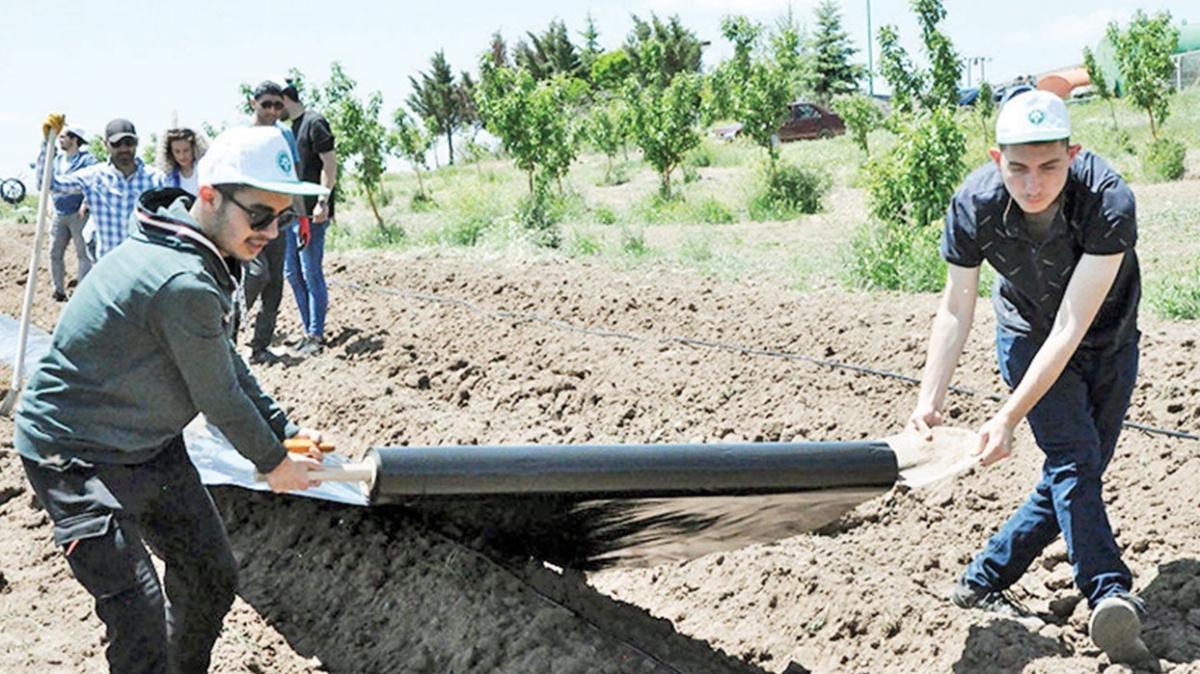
[{"x1": 49, "y1": 158, "x2": 165, "y2": 258}]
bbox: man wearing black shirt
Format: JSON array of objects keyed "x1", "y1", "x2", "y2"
[
  {"x1": 281, "y1": 81, "x2": 337, "y2": 356},
  {"x1": 909, "y1": 90, "x2": 1150, "y2": 663}
]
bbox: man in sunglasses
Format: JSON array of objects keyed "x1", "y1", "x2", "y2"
[
  {"x1": 41, "y1": 117, "x2": 165, "y2": 259},
  {"x1": 17, "y1": 124, "x2": 330, "y2": 674},
  {"x1": 241, "y1": 80, "x2": 306, "y2": 364}
]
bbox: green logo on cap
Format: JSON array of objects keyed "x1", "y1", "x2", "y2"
[
  {"x1": 276, "y1": 151, "x2": 293, "y2": 175},
  {"x1": 1028, "y1": 109, "x2": 1045, "y2": 125}
]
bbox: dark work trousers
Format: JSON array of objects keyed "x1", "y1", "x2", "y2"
[
  {"x1": 244, "y1": 234, "x2": 286, "y2": 351},
  {"x1": 963, "y1": 329, "x2": 1139, "y2": 607},
  {"x1": 21, "y1": 436, "x2": 238, "y2": 674}
]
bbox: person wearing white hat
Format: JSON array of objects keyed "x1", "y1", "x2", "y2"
[
  {"x1": 907, "y1": 90, "x2": 1150, "y2": 663},
  {"x1": 39, "y1": 126, "x2": 97, "y2": 300},
  {"x1": 16, "y1": 124, "x2": 331, "y2": 673}
]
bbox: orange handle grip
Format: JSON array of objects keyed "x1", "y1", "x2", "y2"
[{"x1": 284, "y1": 437, "x2": 335, "y2": 453}]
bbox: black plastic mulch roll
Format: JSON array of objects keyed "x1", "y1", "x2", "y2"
[{"x1": 369, "y1": 441, "x2": 899, "y2": 569}]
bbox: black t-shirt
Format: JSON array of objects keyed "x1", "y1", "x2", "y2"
[
  {"x1": 291, "y1": 110, "x2": 336, "y2": 218},
  {"x1": 941, "y1": 150, "x2": 1140, "y2": 352}
]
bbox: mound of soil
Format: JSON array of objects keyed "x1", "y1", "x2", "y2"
[{"x1": 1, "y1": 223, "x2": 1198, "y2": 672}]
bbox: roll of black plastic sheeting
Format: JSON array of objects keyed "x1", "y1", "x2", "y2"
[{"x1": 368, "y1": 440, "x2": 898, "y2": 503}]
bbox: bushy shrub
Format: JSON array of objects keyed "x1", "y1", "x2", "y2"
[
  {"x1": 621, "y1": 227, "x2": 650, "y2": 257},
  {"x1": 682, "y1": 164, "x2": 700, "y2": 184},
  {"x1": 692, "y1": 197, "x2": 735, "y2": 224},
  {"x1": 1141, "y1": 137, "x2": 1186, "y2": 182},
  {"x1": 748, "y1": 163, "x2": 830, "y2": 220},
  {"x1": 1148, "y1": 266, "x2": 1200, "y2": 319},
  {"x1": 594, "y1": 205, "x2": 618, "y2": 225},
  {"x1": 845, "y1": 218, "x2": 946, "y2": 292}
]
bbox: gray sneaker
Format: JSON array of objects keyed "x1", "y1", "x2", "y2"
[
  {"x1": 296, "y1": 335, "x2": 323, "y2": 357},
  {"x1": 1090, "y1": 594, "x2": 1152, "y2": 663},
  {"x1": 952, "y1": 578, "x2": 1045, "y2": 629}
]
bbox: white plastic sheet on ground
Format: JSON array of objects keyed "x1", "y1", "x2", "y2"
[{"x1": 1, "y1": 313, "x2": 367, "y2": 507}]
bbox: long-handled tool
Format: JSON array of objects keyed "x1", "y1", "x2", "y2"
[
  {"x1": 280, "y1": 428, "x2": 979, "y2": 568},
  {"x1": 1, "y1": 130, "x2": 58, "y2": 417}
]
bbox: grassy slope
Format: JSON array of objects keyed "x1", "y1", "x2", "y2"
[{"x1": 329, "y1": 88, "x2": 1200, "y2": 314}]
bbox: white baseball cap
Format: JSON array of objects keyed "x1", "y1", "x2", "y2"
[
  {"x1": 995, "y1": 90, "x2": 1071, "y2": 145},
  {"x1": 198, "y1": 126, "x2": 329, "y2": 196}
]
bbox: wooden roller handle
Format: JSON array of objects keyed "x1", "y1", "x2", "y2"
[
  {"x1": 253, "y1": 460, "x2": 375, "y2": 484},
  {"x1": 285, "y1": 437, "x2": 336, "y2": 453}
]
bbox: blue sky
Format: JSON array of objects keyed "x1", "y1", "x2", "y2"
[{"x1": 1, "y1": 1, "x2": 1193, "y2": 178}]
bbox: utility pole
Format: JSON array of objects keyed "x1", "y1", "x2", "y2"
[{"x1": 866, "y1": 0, "x2": 874, "y2": 95}]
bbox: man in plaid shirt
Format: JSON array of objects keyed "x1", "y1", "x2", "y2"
[{"x1": 45, "y1": 118, "x2": 165, "y2": 259}]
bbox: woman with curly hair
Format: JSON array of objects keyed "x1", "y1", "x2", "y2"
[{"x1": 156, "y1": 127, "x2": 208, "y2": 195}]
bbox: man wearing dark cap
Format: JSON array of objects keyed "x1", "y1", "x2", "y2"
[
  {"x1": 42, "y1": 116, "x2": 165, "y2": 259},
  {"x1": 39, "y1": 126, "x2": 97, "y2": 300}
]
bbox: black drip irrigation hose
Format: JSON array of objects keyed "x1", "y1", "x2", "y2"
[{"x1": 333, "y1": 281, "x2": 1200, "y2": 444}]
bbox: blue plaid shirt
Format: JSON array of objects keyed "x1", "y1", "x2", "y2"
[{"x1": 49, "y1": 158, "x2": 165, "y2": 258}]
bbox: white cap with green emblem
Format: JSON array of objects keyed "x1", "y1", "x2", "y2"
[
  {"x1": 995, "y1": 90, "x2": 1071, "y2": 145},
  {"x1": 198, "y1": 126, "x2": 329, "y2": 197}
]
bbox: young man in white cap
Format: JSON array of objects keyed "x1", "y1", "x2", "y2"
[
  {"x1": 17, "y1": 123, "x2": 330, "y2": 674},
  {"x1": 908, "y1": 90, "x2": 1149, "y2": 662}
]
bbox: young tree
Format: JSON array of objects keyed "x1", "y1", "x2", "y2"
[
  {"x1": 591, "y1": 50, "x2": 634, "y2": 93},
  {"x1": 831, "y1": 93, "x2": 883, "y2": 156},
  {"x1": 409, "y1": 50, "x2": 473, "y2": 165},
  {"x1": 625, "y1": 72, "x2": 703, "y2": 197},
  {"x1": 770, "y1": 8, "x2": 813, "y2": 99},
  {"x1": 975, "y1": 81, "x2": 995, "y2": 144},
  {"x1": 322, "y1": 62, "x2": 394, "y2": 232},
  {"x1": 1106, "y1": 10, "x2": 1179, "y2": 140},
  {"x1": 739, "y1": 61, "x2": 793, "y2": 173},
  {"x1": 477, "y1": 63, "x2": 583, "y2": 195},
  {"x1": 1082, "y1": 46, "x2": 1121, "y2": 134},
  {"x1": 391, "y1": 108, "x2": 435, "y2": 203},
  {"x1": 876, "y1": 25, "x2": 925, "y2": 115},
  {"x1": 808, "y1": 0, "x2": 865, "y2": 105},
  {"x1": 913, "y1": 0, "x2": 961, "y2": 110},
  {"x1": 585, "y1": 100, "x2": 629, "y2": 183},
  {"x1": 704, "y1": 15, "x2": 762, "y2": 123}
]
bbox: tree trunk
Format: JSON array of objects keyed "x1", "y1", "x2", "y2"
[
  {"x1": 446, "y1": 128, "x2": 455, "y2": 165},
  {"x1": 527, "y1": 170, "x2": 534, "y2": 195},
  {"x1": 415, "y1": 168, "x2": 427, "y2": 200},
  {"x1": 1148, "y1": 111, "x2": 1158, "y2": 141},
  {"x1": 366, "y1": 185, "x2": 385, "y2": 231},
  {"x1": 1107, "y1": 99, "x2": 1120, "y2": 132},
  {"x1": 660, "y1": 169, "x2": 672, "y2": 199},
  {"x1": 605, "y1": 154, "x2": 613, "y2": 184}
]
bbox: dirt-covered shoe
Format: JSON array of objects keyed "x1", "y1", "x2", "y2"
[
  {"x1": 952, "y1": 578, "x2": 1045, "y2": 629},
  {"x1": 295, "y1": 335, "x2": 323, "y2": 357},
  {"x1": 1090, "y1": 594, "x2": 1152, "y2": 664},
  {"x1": 249, "y1": 348, "x2": 278, "y2": 365},
  {"x1": 53, "y1": 291, "x2": 68, "y2": 302}
]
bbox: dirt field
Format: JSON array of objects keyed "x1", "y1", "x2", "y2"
[{"x1": 1, "y1": 218, "x2": 1198, "y2": 673}]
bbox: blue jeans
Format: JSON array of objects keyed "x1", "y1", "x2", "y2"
[
  {"x1": 963, "y1": 329, "x2": 1138, "y2": 607},
  {"x1": 283, "y1": 220, "x2": 328, "y2": 338}
]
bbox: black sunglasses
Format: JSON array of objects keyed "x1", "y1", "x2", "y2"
[
  {"x1": 257, "y1": 100, "x2": 284, "y2": 110},
  {"x1": 220, "y1": 189, "x2": 296, "y2": 231},
  {"x1": 110, "y1": 137, "x2": 137, "y2": 149}
]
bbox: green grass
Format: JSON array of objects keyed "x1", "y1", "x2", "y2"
[{"x1": 324, "y1": 87, "x2": 1200, "y2": 318}]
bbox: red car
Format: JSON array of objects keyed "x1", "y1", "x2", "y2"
[
  {"x1": 778, "y1": 101, "x2": 846, "y2": 141},
  {"x1": 712, "y1": 101, "x2": 846, "y2": 142}
]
